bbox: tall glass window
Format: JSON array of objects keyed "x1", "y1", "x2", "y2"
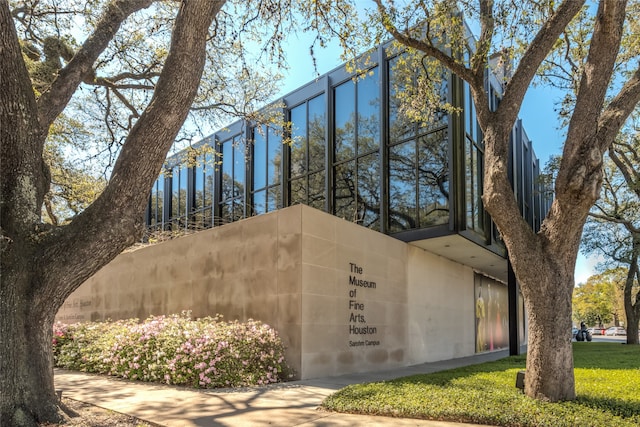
[
  {"x1": 418, "y1": 130, "x2": 450, "y2": 225},
  {"x1": 289, "y1": 94, "x2": 326, "y2": 210},
  {"x1": 389, "y1": 55, "x2": 449, "y2": 144},
  {"x1": 193, "y1": 151, "x2": 215, "y2": 229},
  {"x1": 252, "y1": 125, "x2": 282, "y2": 215},
  {"x1": 388, "y1": 56, "x2": 449, "y2": 232},
  {"x1": 389, "y1": 141, "x2": 417, "y2": 230},
  {"x1": 464, "y1": 82, "x2": 484, "y2": 233},
  {"x1": 220, "y1": 135, "x2": 246, "y2": 223},
  {"x1": 333, "y1": 68, "x2": 381, "y2": 230},
  {"x1": 170, "y1": 165, "x2": 188, "y2": 230},
  {"x1": 148, "y1": 175, "x2": 165, "y2": 231}
]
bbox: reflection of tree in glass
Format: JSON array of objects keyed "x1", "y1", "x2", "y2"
[
  {"x1": 334, "y1": 160, "x2": 356, "y2": 221},
  {"x1": 386, "y1": 51, "x2": 450, "y2": 232},
  {"x1": 389, "y1": 141, "x2": 417, "y2": 231},
  {"x1": 418, "y1": 130, "x2": 449, "y2": 226},
  {"x1": 333, "y1": 113, "x2": 381, "y2": 230},
  {"x1": 217, "y1": 135, "x2": 247, "y2": 224},
  {"x1": 251, "y1": 125, "x2": 283, "y2": 215},
  {"x1": 332, "y1": 68, "x2": 382, "y2": 230},
  {"x1": 148, "y1": 176, "x2": 164, "y2": 231},
  {"x1": 193, "y1": 173, "x2": 214, "y2": 228},
  {"x1": 309, "y1": 115, "x2": 326, "y2": 173},
  {"x1": 357, "y1": 154, "x2": 381, "y2": 229},
  {"x1": 388, "y1": 52, "x2": 451, "y2": 144},
  {"x1": 388, "y1": 129, "x2": 449, "y2": 231},
  {"x1": 290, "y1": 113, "x2": 307, "y2": 177},
  {"x1": 290, "y1": 99, "x2": 326, "y2": 207},
  {"x1": 220, "y1": 172, "x2": 245, "y2": 222},
  {"x1": 192, "y1": 151, "x2": 217, "y2": 229}
]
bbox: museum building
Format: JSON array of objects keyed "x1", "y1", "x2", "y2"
[{"x1": 57, "y1": 36, "x2": 551, "y2": 379}]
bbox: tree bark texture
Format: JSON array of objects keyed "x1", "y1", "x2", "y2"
[
  {"x1": 623, "y1": 250, "x2": 639, "y2": 345},
  {"x1": 1, "y1": 0, "x2": 224, "y2": 424}
]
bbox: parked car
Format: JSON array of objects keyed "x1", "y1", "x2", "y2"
[
  {"x1": 605, "y1": 326, "x2": 626, "y2": 336},
  {"x1": 588, "y1": 327, "x2": 605, "y2": 335}
]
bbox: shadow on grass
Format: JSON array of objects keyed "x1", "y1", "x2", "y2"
[{"x1": 576, "y1": 395, "x2": 640, "y2": 420}]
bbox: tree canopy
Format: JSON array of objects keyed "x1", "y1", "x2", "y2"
[{"x1": 573, "y1": 269, "x2": 624, "y2": 327}]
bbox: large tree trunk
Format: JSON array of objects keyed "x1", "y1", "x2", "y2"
[
  {"x1": 627, "y1": 310, "x2": 639, "y2": 345},
  {"x1": 623, "y1": 251, "x2": 639, "y2": 345},
  {"x1": 520, "y1": 265, "x2": 576, "y2": 400},
  {"x1": 0, "y1": 247, "x2": 62, "y2": 426},
  {"x1": 481, "y1": 120, "x2": 589, "y2": 401}
]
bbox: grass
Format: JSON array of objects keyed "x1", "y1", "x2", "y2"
[{"x1": 321, "y1": 343, "x2": 640, "y2": 426}]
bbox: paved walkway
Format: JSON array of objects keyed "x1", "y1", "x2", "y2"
[{"x1": 54, "y1": 351, "x2": 509, "y2": 427}]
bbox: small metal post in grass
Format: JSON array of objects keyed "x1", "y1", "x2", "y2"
[{"x1": 515, "y1": 370, "x2": 525, "y2": 392}]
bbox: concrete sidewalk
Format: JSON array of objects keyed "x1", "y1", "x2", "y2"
[{"x1": 54, "y1": 351, "x2": 508, "y2": 427}]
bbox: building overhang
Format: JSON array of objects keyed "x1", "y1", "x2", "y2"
[{"x1": 408, "y1": 234, "x2": 508, "y2": 282}]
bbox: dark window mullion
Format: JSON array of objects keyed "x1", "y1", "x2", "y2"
[{"x1": 414, "y1": 138, "x2": 421, "y2": 228}]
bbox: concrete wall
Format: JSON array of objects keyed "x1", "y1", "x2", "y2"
[
  {"x1": 298, "y1": 207, "x2": 408, "y2": 378},
  {"x1": 406, "y1": 246, "x2": 475, "y2": 364},
  {"x1": 57, "y1": 205, "x2": 485, "y2": 379}
]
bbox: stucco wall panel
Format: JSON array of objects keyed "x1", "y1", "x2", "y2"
[
  {"x1": 301, "y1": 264, "x2": 337, "y2": 296},
  {"x1": 406, "y1": 245, "x2": 476, "y2": 364},
  {"x1": 301, "y1": 235, "x2": 336, "y2": 268}
]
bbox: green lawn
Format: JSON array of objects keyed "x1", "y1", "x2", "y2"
[{"x1": 322, "y1": 343, "x2": 640, "y2": 427}]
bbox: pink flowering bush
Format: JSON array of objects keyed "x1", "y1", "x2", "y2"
[{"x1": 53, "y1": 312, "x2": 292, "y2": 388}]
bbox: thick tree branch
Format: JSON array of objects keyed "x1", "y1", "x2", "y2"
[
  {"x1": 85, "y1": 67, "x2": 162, "y2": 88},
  {"x1": 560, "y1": 0, "x2": 627, "y2": 172},
  {"x1": 537, "y1": 0, "x2": 628, "y2": 263},
  {"x1": 610, "y1": 144, "x2": 640, "y2": 200},
  {"x1": 589, "y1": 211, "x2": 640, "y2": 234},
  {"x1": 36, "y1": 0, "x2": 155, "y2": 131},
  {"x1": 499, "y1": 0, "x2": 585, "y2": 127},
  {"x1": 371, "y1": 0, "x2": 473, "y2": 84},
  {"x1": 0, "y1": 0, "x2": 47, "y2": 234},
  {"x1": 468, "y1": 0, "x2": 493, "y2": 127},
  {"x1": 597, "y1": 66, "x2": 640, "y2": 151}
]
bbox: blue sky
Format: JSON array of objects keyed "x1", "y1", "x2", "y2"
[{"x1": 273, "y1": 27, "x2": 597, "y2": 284}]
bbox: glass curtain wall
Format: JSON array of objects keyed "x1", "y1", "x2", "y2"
[
  {"x1": 289, "y1": 94, "x2": 326, "y2": 210},
  {"x1": 252, "y1": 125, "x2": 283, "y2": 214},
  {"x1": 146, "y1": 42, "x2": 549, "y2": 245},
  {"x1": 333, "y1": 68, "x2": 381, "y2": 230},
  {"x1": 387, "y1": 55, "x2": 449, "y2": 232}
]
